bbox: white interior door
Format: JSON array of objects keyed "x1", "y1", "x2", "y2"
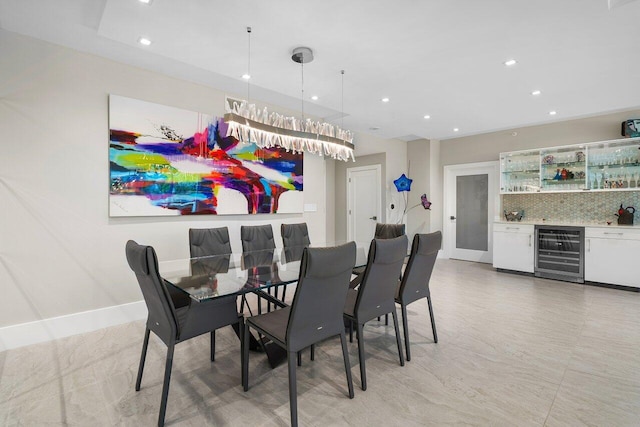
[
  {"x1": 347, "y1": 165, "x2": 382, "y2": 246},
  {"x1": 443, "y1": 161, "x2": 499, "y2": 263}
]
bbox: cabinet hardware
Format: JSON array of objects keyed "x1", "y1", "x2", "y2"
[
  {"x1": 603, "y1": 232, "x2": 623, "y2": 236},
  {"x1": 528, "y1": 235, "x2": 531, "y2": 247},
  {"x1": 506, "y1": 227, "x2": 519, "y2": 230},
  {"x1": 587, "y1": 239, "x2": 590, "y2": 252}
]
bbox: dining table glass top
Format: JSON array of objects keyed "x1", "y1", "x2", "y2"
[{"x1": 159, "y1": 243, "x2": 368, "y2": 302}]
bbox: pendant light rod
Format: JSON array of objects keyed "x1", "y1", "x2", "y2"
[
  {"x1": 291, "y1": 47, "x2": 313, "y2": 125},
  {"x1": 341, "y1": 70, "x2": 345, "y2": 130},
  {"x1": 246, "y1": 26, "x2": 252, "y2": 103}
]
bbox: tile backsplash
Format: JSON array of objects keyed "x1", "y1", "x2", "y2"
[{"x1": 502, "y1": 191, "x2": 640, "y2": 223}]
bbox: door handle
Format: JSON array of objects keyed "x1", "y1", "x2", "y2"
[
  {"x1": 450, "y1": 216, "x2": 456, "y2": 220},
  {"x1": 369, "y1": 216, "x2": 377, "y2": 220}
]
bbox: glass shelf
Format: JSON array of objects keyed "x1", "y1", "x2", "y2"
[
  {"x1": 586, "y1": 138, "x2": 640, "y2": 191},
  {"x1": 500, "y1": 136, "x2": 640, "y2": 194},
  {"x1": 500, "y1": 149, "x2": 540, "y2": 193}
]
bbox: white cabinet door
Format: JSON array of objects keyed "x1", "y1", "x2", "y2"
[
  {"x1": 493, "y1": 224, "x2": 534, "y2": 273},
  {"x1": 585, "y1": 237, "x2": 640, "y2": 288}
]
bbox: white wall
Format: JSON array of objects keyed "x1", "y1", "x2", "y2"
[{"x1": 0, "y1": 31, "x2": 332, "y2": 328}]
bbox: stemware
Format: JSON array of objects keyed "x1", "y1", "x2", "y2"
[{"x1": 595, "y1": 172, "x2": 602, "y2": 189}]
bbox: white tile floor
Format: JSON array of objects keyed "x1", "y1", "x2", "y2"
[{"x1": 1, "y1": 259, "x2": 639, "y2": 426}]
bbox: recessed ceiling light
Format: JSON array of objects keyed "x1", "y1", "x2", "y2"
[
  {"x1": 241, "y1": 74, "x2": 251, "y2": 80},
  {"x1": 531, "y1": 90, "x2": 541, "y2": 96},
  {"x1": 369, "y1": 127, "x2": 380, "y2": 131},
  {"x1": 423, "y1": 115, "x2": 431, "y2": 119},
  {"x1": 138, "y1": 37, "x2": 152, "y2": 46},
  {"x1": 381, "y1": 97, "x2": 390, "y2": 103},
  {"x1": 549, "y1": 111, "x2": 557, "y2": 115},
  {"x1": 504, "y1": 59, "x2": 517, "y2": 66},
  {"x1": 139, "y1": 0, "x2": 153, "y2": 4},
  {"x1": 311, "y1": 95, "x2": 318, "y2": 101},
  {"x1": 453, "y1": 128, "x2": 459, "y2": 132}
]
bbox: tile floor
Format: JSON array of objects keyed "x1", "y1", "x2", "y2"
[{"x1": 1, "y1": 259, "x2": 639, "y2": 426}]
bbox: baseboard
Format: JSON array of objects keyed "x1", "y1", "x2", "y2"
[{"x1": 0, "y1": 300, "x2": 147, "y2": 352}]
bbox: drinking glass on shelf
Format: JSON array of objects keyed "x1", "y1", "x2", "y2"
[
  {"x1": 596, "y1": 172, "x2": 602, "y2": 189},
  {"x1": 589, "y1": 172, "x2": 595, "y2": 190}
]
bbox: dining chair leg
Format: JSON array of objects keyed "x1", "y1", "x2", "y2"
[
  {"x1": 243, "y1": 322, "x2": 250, "y2": 392},
  {"x1": 339, "y1": 332, "x2": 354, "y2": 399},
  {"x1": 210, "y1": 330, "x2": 216, "y2": 361},
  {"x1": 427, "y1": 295, "x2": 438, "y2": 343},
  {"x1": 385, "y1": 314, "x2": 389, "y2": 325},
  {"x1": 391, "y1": 310, "x2": 405, "y2": 366},
  {"x1": 310, "y1": 344, "x2": 315, "y2": 361},
  {"x1": 287, "y1": 351, "x2": 299, "y2": 427},
  {"x1": 349, "y1": 320, "x2": 353, "y2": 343},
  {"x1": 297, "y1": 350, "x2": 302, "y2": 367},
  {"x1": 158, "y1": 344, "x2": 175, "y2": 427},
  {"x1": 401, "y1": 304, "x2": 411, "y2": 361},
  {"x1": 239, "y1": 319, "x2": 245, "y2": 388},
  {"x1": 282, "y1": 284, "x2": 288, "y2": 304},
  {"x1": 356, "y1": 322, "x2": 367, "y2": 391},
  {"x1": 135, "y1": 328, "x2": 150, "y2": 391}
]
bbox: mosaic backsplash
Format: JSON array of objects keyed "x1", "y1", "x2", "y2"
[{"x1": 503, "y1": 191, "x2": 640, "y2": 224}]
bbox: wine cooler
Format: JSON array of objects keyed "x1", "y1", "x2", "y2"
[{"x1": 535, "y1": 225, "x2": 585, "y2": 283}]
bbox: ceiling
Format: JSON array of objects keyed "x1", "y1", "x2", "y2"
[{"x1": 2, "y1": 0, "x2": 640, "y2": 143}]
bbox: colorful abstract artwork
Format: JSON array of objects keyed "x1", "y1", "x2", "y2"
[{"x1": 109, "y1": 95, "x2": 303, "y2": 216}]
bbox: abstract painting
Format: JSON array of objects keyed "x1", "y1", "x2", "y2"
[{"x1": 109, "y1": 95, "x2": 303, "y2": 216}]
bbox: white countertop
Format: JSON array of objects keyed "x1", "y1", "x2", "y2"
[{"x1": 494, "y1": 220, "x2": 640, "y2": 229}]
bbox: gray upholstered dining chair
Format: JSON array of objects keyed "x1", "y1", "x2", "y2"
[
  {"x1": 281, "y1": 222, "x2": 311, "y2": 262},
  {"x1": 343, "y1": 235, "x2": 407, "y2": 391},
  {"x1": 241, "y1": 224, "x2": 281, "y2": 311},
  {"x1": 126, "y1": 240, "x2": 243, "y2": 427},
  {"x1": 395, "y1": 231, "x2": 441, "y2": 361},
  {"x1": 351, "y1": 222, "x2": 406, "y2": 285},
  {"x1": 280, "y1": 223, "x2": 311, "y2": 302},
  {"x1": 242, "y1": 242, "x2": 356, "y2": 427},
  {"x1": 240, "y1": 224, "x2": 276, "y2": 252},
  {"x1": 189, "y1": 227, "x2": 238, "y2": 357}
]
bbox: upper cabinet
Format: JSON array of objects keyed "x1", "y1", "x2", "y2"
[
  {"x1": 500, "y1": 137, "x2": 640, "y2": 194},
  {"x1": 500, "y1": 149, "x2": 540, "y2": 193},
  {"x1": 540, "y1": 146, "x2": 587, "y2": 192},
  {"x1": 587, "y1": 139, "x2": 640, "y2": 190}
]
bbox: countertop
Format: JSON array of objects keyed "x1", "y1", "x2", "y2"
[{"x1": 494, "y1": 220, "x2": 640, "y2": 229}]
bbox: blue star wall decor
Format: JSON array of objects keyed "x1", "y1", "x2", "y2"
[{"x1": 393, "y1": 174, "x2": 413, "y2": 192}]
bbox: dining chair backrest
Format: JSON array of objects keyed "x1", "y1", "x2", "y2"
[
  {"x1": 241, "y1": 224, "x2": 276, "y2": 252},
  {"x1": 189, "y1": 227, "x2": 232, "y2": 275},
  {"x1": 286, "y1": 242, "x2": 356, "y2": 352},
  {"x1": 281, "y1": 223, "x2": 311, "y2": 248},
  {"x1": 398, "y1": 232, "x2": 441, "y2": 305},
  {"x1": 356, "y1": 235, "x2": 408, "y2": 321},
  {"x1": 281, "y1": 223, "x2": 310, "y2": 262},
  {"x1": 375, "y1": 223, "x2": 406, "y2": 239},
  {"x1": 189, "y1": 227, "x2": 232, "y2": 257},
  {"x1": 126, "y1": 240, "x2": 178, "y2": 345}
]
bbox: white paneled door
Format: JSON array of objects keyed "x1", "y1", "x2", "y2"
[
  {"x1": 347, "y1": 165, "x2": 382, "y2": 246},
  {"x1": 444, "y1": 161, "x2": 499, "y2": 263}
]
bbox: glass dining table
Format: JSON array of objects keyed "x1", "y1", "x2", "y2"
[
  {"x1": 158, "y1": 242, "x2": 369, "y2": 367},
  {"x1": 159, "y1": 243, "x2": 368, "y2": 302}
]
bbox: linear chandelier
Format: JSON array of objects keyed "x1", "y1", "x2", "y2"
[
  {"x1": 223, "y1": 32, "x2": 355, "y2": 161},
  {"x1": 224, "y1": 97, "x2": 355, "y2": 161}
]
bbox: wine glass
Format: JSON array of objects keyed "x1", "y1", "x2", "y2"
[{"x1": 596, "y1": 172, "x2": 602, "y2": 189}]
